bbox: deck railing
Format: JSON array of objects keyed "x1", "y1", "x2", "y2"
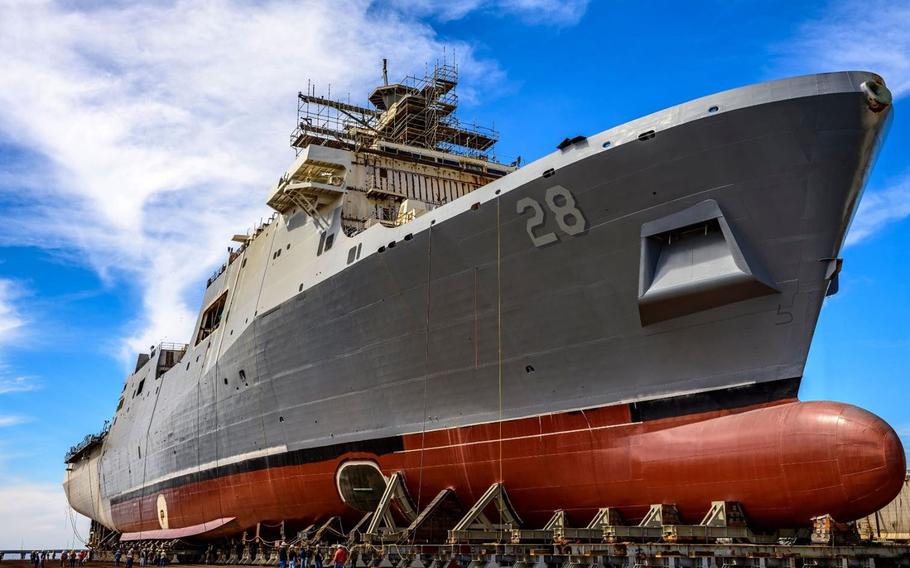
[{"x1": 64, "y1": 421, "x2": 111, "y2": 463}]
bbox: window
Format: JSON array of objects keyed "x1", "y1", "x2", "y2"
[
  {"x1": 324, "y1": 233, "x2": 335, "y2": 251},
  {"x1": 135, "y1": 379, "x2": 145, "y2": 397},
  {"x1": 195, "y1": 291, "x2": 228, "y2": 345}
]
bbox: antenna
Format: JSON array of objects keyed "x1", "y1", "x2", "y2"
[{"x1": 382, "y1": 58, "x2": 389, "y2": 85}]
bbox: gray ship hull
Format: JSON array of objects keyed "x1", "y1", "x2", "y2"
[{"x1": 63, "y1": 71, "x2": 903, "y2": 536}]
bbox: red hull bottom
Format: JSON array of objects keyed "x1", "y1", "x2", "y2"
[{"x1": 112, "y1": 399, "x2": 905, "y2": 536}]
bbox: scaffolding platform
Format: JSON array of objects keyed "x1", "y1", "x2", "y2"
[{"x1": 291, "y1": 59, "x2": 499, "y2": 160}]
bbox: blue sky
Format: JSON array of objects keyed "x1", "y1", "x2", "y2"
[{"x1": 0, "y1": 0, "x2": 908, "y2": 549}]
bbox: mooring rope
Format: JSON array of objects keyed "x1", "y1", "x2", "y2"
[{"x1": 65, "y1": 504, "x2": 89, "y2": 546}]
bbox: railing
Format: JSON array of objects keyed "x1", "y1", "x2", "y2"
[
  {"x1": 64, "y1": 421, "x2": 111, "y2": 463},
  {"x1": 206, "y1": 262, "x2": 228, "y2": 288}
]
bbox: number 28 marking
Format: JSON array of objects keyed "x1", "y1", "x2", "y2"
[{"x1": 516, "y1": 185, "x2": 587, "y2": 247}]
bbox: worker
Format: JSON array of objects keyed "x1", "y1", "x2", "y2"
[
  {"x1": 114, "y1": 548, "x2": 122, "y2": 567},
  {"x1": 300, "y1": 544, "x2": 310, "y2": 568},
  {"x1": 289, "y1": 545, "x2": 298, "y2": 568},
  {"x1": 332, "y1": 545, "x2": 347, "y2": 568},
  {"x1": 278, "y1": 542, "x2": 288, "y2": 568},
  {"x1": 313, "y1": 546, "x2": 323, "y2": 568},
  {"x1": 125, "y1": 547, "x2": 134, "y2": 568}
]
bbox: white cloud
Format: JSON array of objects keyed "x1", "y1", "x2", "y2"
[
  {"x1": 0, "y1": 414, "x2": 29, "y2": 427},
  {"x1": 0, "y1": 0, "x2": 506, "y2": 361},
  {"x1": 0, "y1": 279, "x2": 38, "y2": 395},
  {"x1": 0, "y1": 0, "x2": 541, "y2": 548},
  {"x1": 0, "y1": 279, "x2": 25, "y2": 345},
  {"x1": 0, "y1": 482, "x2": 91, "y2": 550},
  {"x1": 499, "y1": 0, "x2": 589, "y2": 24},
  {"x1": 783, "y1": 0, "x2": 910, "y2": 98},
  {"x1": 0, "y1": 375, "x2": 38, "y2": 394},
  {"x1": 846, "y1": 174, "x2": 910, "y2": 246},
  {"x1": 383, "y1": 0, "x2": 589, "y2": 25}
]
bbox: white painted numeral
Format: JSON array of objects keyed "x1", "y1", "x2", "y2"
[
  {"x1": 545, "y1": 186, "x2": 587, "y2": 236},
  {"x1": 517, "y1": 197, "x2": 558, "y2": 247},
  {"x1": 517, "y1": 186, "x2": 587, "y2": 247}
]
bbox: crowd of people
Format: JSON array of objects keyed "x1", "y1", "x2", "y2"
[
  {"x1": 0, "y1": 550, "x2": 91, "y2": 567},
  {"x1": 0, "y1": 539, "x2": 353, "y2": 567},
  {"x1": 276, "y1": 542, "x2": 348, "y2": 568},
  {"x1": 112, "y1": 545, "x2": 170, "y2": 568}
]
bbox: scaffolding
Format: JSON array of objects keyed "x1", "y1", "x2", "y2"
[{"x1": 291, "y1": 60, "x2": 499, "y2": 161}]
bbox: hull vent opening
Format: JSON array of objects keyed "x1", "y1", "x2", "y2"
[
  {"x1": 638, "y1": 199, "x2": 777, "y2": 325},
  {"x1": 336, "y1": 461, "x2": 388, "y2": 512}
]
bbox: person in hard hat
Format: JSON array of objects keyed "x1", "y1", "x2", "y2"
[
  {"x1": 331, "y1": 545, "x2": 347, "y2": 568},
  {"x1": 278, "y1": 541, "x2": 288, "y2": 568},
  {"x1": 289, "y1": 545, "x2": 298, "y2": 568}
]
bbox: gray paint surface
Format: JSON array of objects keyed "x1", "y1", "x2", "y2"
[{"x1": 65, "y1": 71, "x2": 891, "y2": 529}]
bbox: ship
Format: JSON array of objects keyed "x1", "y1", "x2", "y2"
[{"x1": 63, "y1": 62, "x2": 906, "y2": 542}]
